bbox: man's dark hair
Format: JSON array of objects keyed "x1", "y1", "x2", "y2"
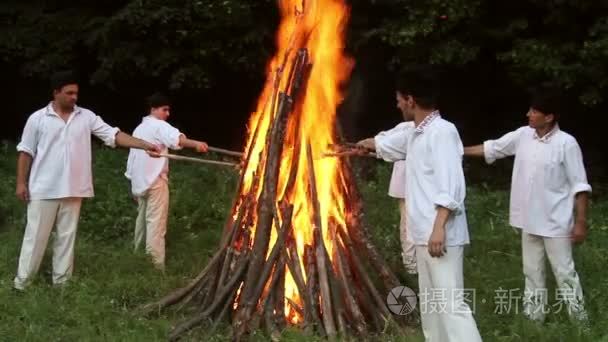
[
  {"x1": 147, "y1": 93, "x2": 171, "y2": 109},
  {"x1": 529, "y1": 85, "x2": 563, "y2": 122},
  {"x1": 395, "y1": 66, "x2": 440, "y2": 109},
  {"x1": 50, "y1": 71, "x2": 79, "y2": 91}
]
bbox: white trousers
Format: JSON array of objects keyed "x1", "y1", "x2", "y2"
[
  {"x1": 14, "y1": 198, "x2": 82, "y2": 290},
  {"x1": 398, "y1": 199, "x2": 417, "y2": 273},
  {"x1": 416, "y1": 246, "x2": 482, "y2": 342},
  {"x1": 134, "y1": 178, "x2": 169, "y2": 268},
  {"x1": 521, "y1": 232, "x2": 586, "y2": 321}
]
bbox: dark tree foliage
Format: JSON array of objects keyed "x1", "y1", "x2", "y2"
[{"x1": 1, "y1": 0, "x2": 606, "y2": 174}]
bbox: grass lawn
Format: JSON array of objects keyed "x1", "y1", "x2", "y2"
[{"x1": 1, "y1": 142, "x2": 607, "y2": 341}]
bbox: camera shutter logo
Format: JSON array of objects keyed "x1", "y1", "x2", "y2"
[{"x1": 387, "y1": 286, "x2": 417, "y2": 315}]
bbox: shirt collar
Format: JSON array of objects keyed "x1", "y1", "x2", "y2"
[
  {"x1": 415, "y1": 110, "x2": 441, "y2": 133},
  {"x1": 533, "y1": 124, "x2": 560, "y2": 143},
  {"x1": 143, "y1": 114, "x2": 162, "y2": 122},
  {"x1": 45, "y1": 102, "x2": 81, "y2": 117}
]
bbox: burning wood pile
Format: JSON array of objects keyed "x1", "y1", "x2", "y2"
[{"x1": 142, "y1": 0, "x2": 414, "y2": 340}]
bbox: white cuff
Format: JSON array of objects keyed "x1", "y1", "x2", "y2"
[
  {"x1": 106, "y1": 127, "x2": 121, "y2": 148},
  {"x1": 434, "y1": 193, "x2": 461, "y2": 212},
  {"x1": 572, "y1": 183, "x2": 592, "y2": 195},
  {"x1": 170, "y1": 133, "x2": 184, "y2": 150},
  {"x1": 16, "y1": 144, "x2": 35, "y2": 157},
  {"x1": 373, "y1": 136, "x2": 393, "y2": 161},
  {"x1": 483, "y1": 140, "x2": 496, "y2": 164}
]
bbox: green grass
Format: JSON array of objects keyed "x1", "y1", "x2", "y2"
[{"x1": 1, "y1": 142, "x2": 607, "y2": 341}]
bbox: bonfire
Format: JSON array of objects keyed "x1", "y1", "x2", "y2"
[{"x1": 142, "y1": 0, "x2": 415, "y2": 340}]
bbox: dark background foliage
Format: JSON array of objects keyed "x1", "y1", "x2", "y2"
[{"x1": 2, "y1": 0, "x2": 606, "y2": 178}]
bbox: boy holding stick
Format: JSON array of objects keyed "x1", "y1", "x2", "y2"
[{"x1": 125, "y1": 93, "x2": 208, "y2": 269}]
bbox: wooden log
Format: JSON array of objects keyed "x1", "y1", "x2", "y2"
[
  {"x1": 168, "y1": 258, "x2": 247, "y2": 342},
  {"x1": 322, "y1": 224, "x2": 350, "y2": 337},
  {"x1": 264, "y1": 291, "x2": 280, "y2": 341},
  {"x1": 261, "y1": 259, "x2": 283, "y2": 315},
  {"x1": 202, "y1": 251, "x2": 249, "y2": 318},
  {"x1": 273, "y1": 258, "x2": 286, "y2": 330},
  {"x1": 140, "y1": 246, "x2": 225, "y2": 315},
  {"x1": 217, "y1": 204, "x2": 247, "y2": 287},
  {"x1": 233, "y1": 205, "x2": 292, "y2": 339},
  {"x1": 168, "y1": 310, "x2": 209, "y2": 342},
  {"x1": 284, "y1": 240, "x2": 311, "y2": 327},
  {"x1": 199, "y1": 264, "x2": 220, "y2": 311},
  {"x1": 352, "y1": 277, "x2": 383, "y2": 331},
  {"x1": 175, "y1": 268, "x2": 210, "y2": 313},
  {"x1": 337, "y1": 226, "x2": 391, "y2": 320},
  {"x1": 328, "y1": 260, "x2": 346, "y2": 336},
  {"x1": 346, "y1": 218, "x2": 401, "y2": 292},
  {"x1": 168, "y1": 257, "x2": 248, "y2": 341},
  {"x1": 251, "y1": 205, "x2": 293, "y2": 311},
  {"x1": 281, "y1": 128, "x2": 302, "y2": 202},
  {"x1": 304, "y1": 244, "x2": 324, "y2": 335},
  {"x1": 286, "y1": 297, "x2": 304, "y2": 318},
  {"x1": 281, "y1": 55, "x2": 312, "y2": 202},
  {"x1": 259, "y1": 252, "x2": 287, "y2": 341},
  {"x1": 220, "y1": 191, "x2": 249, "y2": 254},
  {"x1": 237, "y1": 91, "x2": 293, "y2": 323},
  {"x1": 334, "y1": 240, "x2": 367, "y2": 334},
  {"x1": 202, "y1": 212, "x2": 248, "y2": 311},
  {"x1": 306, "y1": 141, "x2": 337, "y2": 337},
  {"x1": 342, "y1": 167, "x2": 403, "y2": 293},
  {"x1": 286, "y1": 49, "x2": 311, "y2": 103},
  {"x1": 193, "y1": 275, "x2": 213, "y2": 307},
  {"x1": 208, "y1": 290, "x2": 237, "y2": 338}
]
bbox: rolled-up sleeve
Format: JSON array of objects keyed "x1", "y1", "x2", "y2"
[
  {"x1": 90, "y1": 113, "x2": 120, "y2": 147},
  {"x1": 483, "y1": 127, "x2": 524, "y2": 164},
  {"x1": 564, "y1": 141, "x2": 592, "y2": 195},
  {"x1": 374, "y1": 127, "x2": 412, "y2": 162},
  {"x1": 17, "y1": 114, "x2": 40, "y2": 157},
  {"x1": 431, "y1": 127, "x2": 465, "y2": 212},
  {"x1": 159, "y1": 122, "x2": 183, "y2": 150}
]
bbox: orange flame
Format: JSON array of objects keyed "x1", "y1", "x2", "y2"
[{"x1": 240, "y1": 0, "x2": 353, "y2": 323}]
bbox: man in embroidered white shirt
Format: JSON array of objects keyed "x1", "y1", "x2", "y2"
[
  {"x1": 464, "y1": 87, "x2": 591, "y2": 322},
  {"x1": 361, "y1": 121, "x2": 417, "y2": 274},
  {"x1": 125, "y1": 93, "x2": 209, "y2": 270},
  {"x1": 14, "y1": 71, "x2": 160, "y2": 291},
  {"x1": 358, "y1": 68, "x2": 482, "y2": 342}
]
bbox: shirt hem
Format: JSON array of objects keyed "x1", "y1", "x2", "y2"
[
  {"x1": 515, "y1": 225, "x2": 572, "y2": 238},
  {"x1": 29, "y1": 194, "x2": 93, "y2": 200}
]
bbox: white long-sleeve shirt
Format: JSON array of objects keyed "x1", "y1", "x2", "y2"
[
  {"x1": 483, "y1": 125, "x2": 591, "y2": 237},
  {"x1": 376, "y1": 121, "x2": 415, "y2": 199},
  {"x1": 125, "y1": 116, "x2": 183, "y2": 196},
  {"x1": 16, "y1": 103, "x2": 120, "y2": 200},
  {"x1": 375, "y1": 112, "x2": 470, "y2": 246}
]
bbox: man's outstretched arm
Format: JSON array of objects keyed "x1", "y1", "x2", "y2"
[{"x1": 463, "y1": 144, "x2": 484, "y2": 157}]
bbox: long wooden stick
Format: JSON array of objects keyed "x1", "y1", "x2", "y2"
[
  {"x1": 321, "y1": 151, "x2": 376, "y2": 159},
  {"x1": 207, "y1": 146, "x2": 243, "y2": 158},
  {"x1": 160, "y1": 153, "x2": 240, "y2": 168},
  {"x1": 306, "y1": 141, "x2": 337, "y2": 337},
  {"x1": 304, "y1": 244, "x2": 324, "y2": 335}
]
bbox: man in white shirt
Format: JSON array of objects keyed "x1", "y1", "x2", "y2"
[
  {"x1": 464, "y1": 88, "x2": 591, "y2": 322},
  {"x1": 125, "y1": 93, "x2": 208, "y2": 270},
  {"x1": 14, "y1": 71, "x2": 160, "y2": 291},
  {"x1": 362, "y1": 121, "x2": 417, "y2": 274},
  {"x1": 358, "y1": 68, "x2": 482, "y2": 342}
]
